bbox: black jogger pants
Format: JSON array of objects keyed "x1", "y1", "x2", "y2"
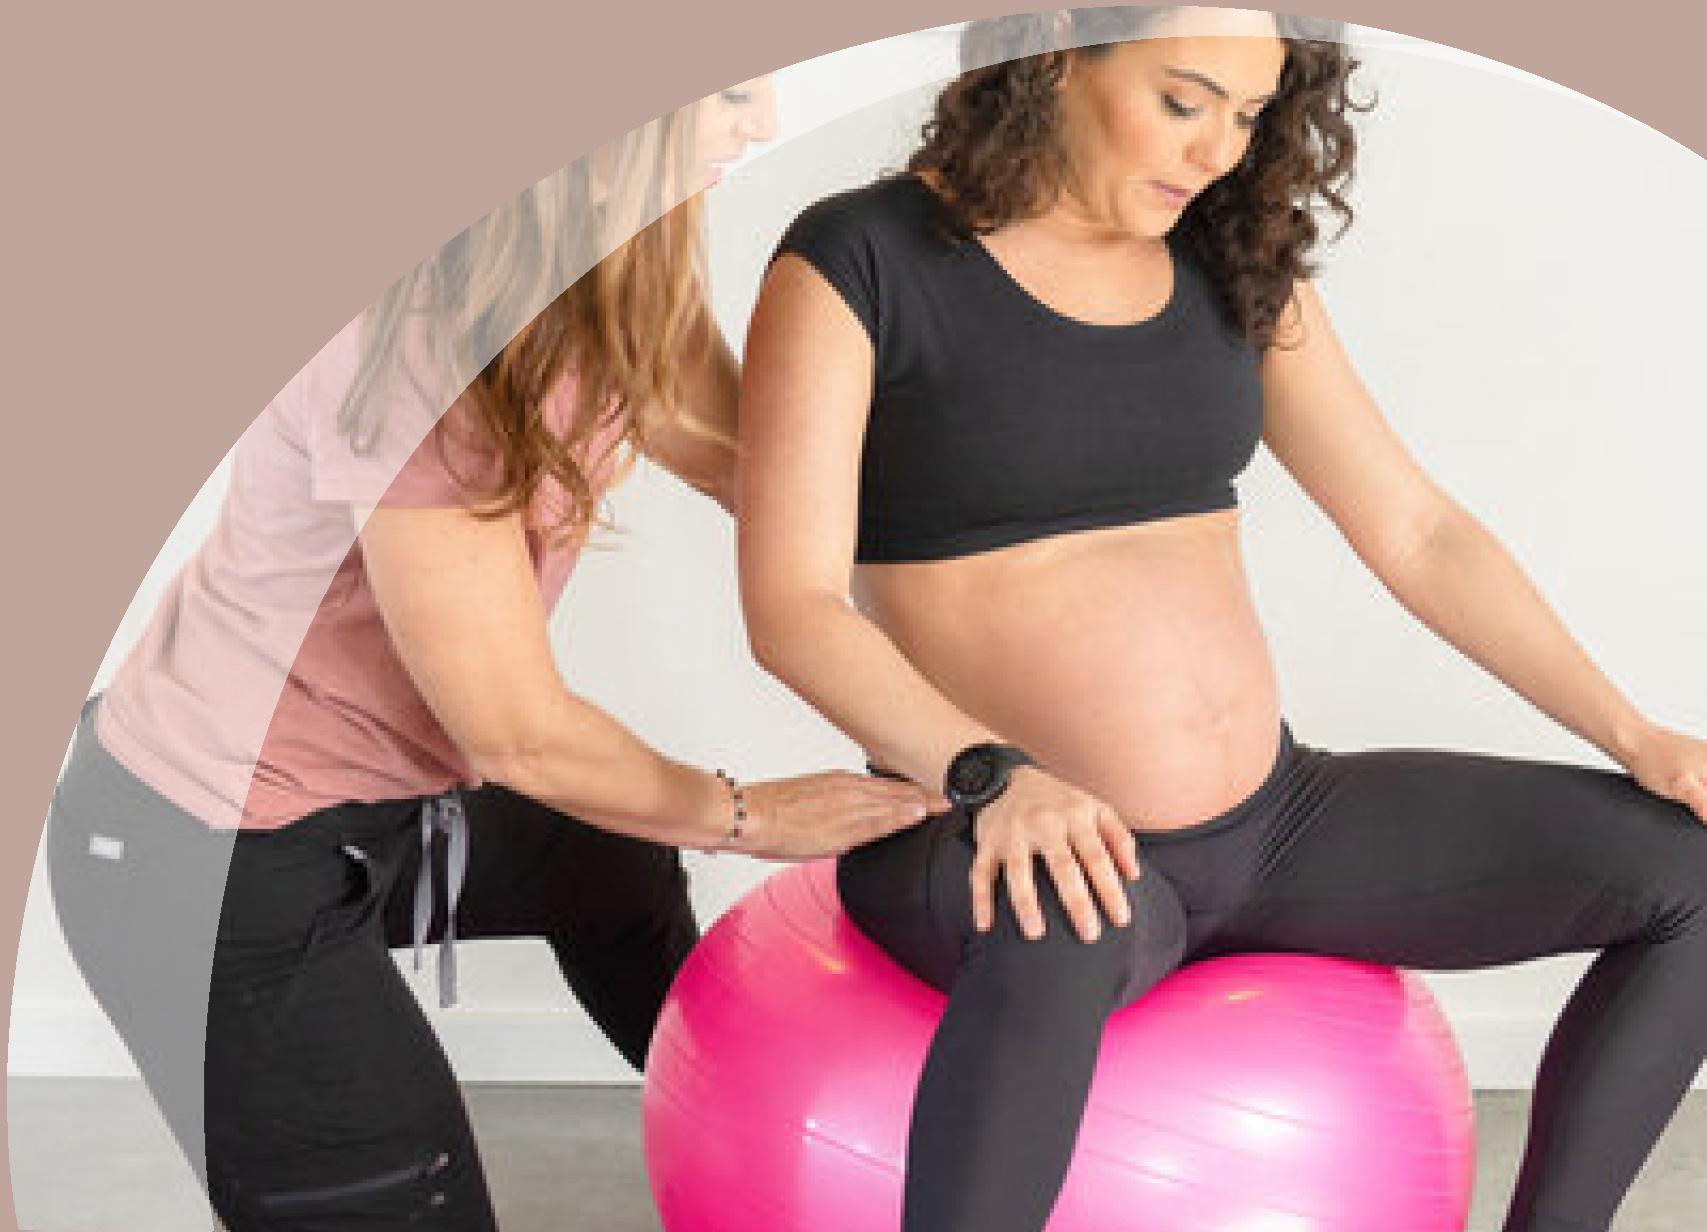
[{"x1": 46, "y1": 694, "x2": 698, "y2": 1230}]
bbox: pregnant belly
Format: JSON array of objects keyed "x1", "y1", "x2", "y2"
[{"x1": 856, "y1": 512, "x2": 1282, "y2": 829}]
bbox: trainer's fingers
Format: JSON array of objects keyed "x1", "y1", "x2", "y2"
[
  {"x1": 876, "y1": 785, "x2": 933, "y2": 821},
  {"x1": 845, "y1": 776, "x2": 924, "y2": 809},
  {"x1": 1004, "y1": 851, "x2": 1046, "y2": 941},
  {"x1": 869, "y1": 777, "x2": 943, "y2": 817},
  {"x1": 847, "y1": 773, "x2": 916, "y2": 801},
  {"x1": 858, "y1": 809, "x2": 912, "y2": 842}
]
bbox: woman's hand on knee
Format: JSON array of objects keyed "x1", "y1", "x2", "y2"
[
  {"x1": 740, "y1": 772, "x2": 941, "y2": 860},
  {"x1": 968, "y1": 768, "x2": 1141, "y2": 944},
  {"x1": 1621, "y1": 723, "x2": 1707, "y2": 823}
]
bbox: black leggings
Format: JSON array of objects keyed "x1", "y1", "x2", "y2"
[
  {"x1": 838, "y1": 721, "x2": 1707, "y2": 1232},
  {"x1": 45, "y1": 695, "x2": 698, "y2": 1230}
]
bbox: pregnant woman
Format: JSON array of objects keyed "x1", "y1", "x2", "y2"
[{"x1": 737, "y1": 8, "x2": 1707, "y2": 1232}]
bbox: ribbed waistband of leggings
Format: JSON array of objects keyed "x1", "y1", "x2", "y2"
[{"x1": 1132, "y1": 720, "x2": 1303, "y2": 845}]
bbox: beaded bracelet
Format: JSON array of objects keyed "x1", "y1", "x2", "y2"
[{"x1": 711, "y1": 769, "x2": 748, "y2": 853}]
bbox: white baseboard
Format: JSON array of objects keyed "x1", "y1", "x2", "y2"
[{"x1": 16, "y1": 1002, "x2": 1702, "y2": 1090}]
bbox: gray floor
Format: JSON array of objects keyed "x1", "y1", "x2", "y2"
[{"x1": 8, "y1": 1079, "x2": 1705, "y2": 1230}]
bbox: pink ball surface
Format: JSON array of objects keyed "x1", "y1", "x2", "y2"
[{"x1": 644, "y1": 860, "x2": 1475, "y2": 1231}]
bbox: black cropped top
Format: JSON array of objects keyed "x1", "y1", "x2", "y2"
[{"x1": 770, "y1": 174, "x2": 1266, "y2": 564}]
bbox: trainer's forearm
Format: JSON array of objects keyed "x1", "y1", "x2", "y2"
[
  {"x1": 746, "y1": 591, "x2": 998, "y2": 790},
  {"x1": 469, "y1": 687, "x2": 732, "y2": 848},
  {"x1": 1381, "y1": 507, "x2": 1651, "y2": 763}
]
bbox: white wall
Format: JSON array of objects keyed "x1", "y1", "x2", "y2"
[{"x1": 11, "y1": 20, "x2": 1706, "y2": 1090}]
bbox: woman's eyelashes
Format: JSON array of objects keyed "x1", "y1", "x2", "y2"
[
  {"x1": 1159, "y1": 92, "x2": 1262, "y2": 130},
  {"x1": 1159, "y1": 91, "x2": 1198, "y2": 118}
]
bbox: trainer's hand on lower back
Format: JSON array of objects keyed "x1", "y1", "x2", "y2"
[
  {"x1": 969, "y1": 767, "x2": 1142, "y2": 943},
  {"x1": 739, "y1": 772, "x2": 940, "y2": 861}
]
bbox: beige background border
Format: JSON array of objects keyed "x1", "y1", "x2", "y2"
[{"x1": 6, "y1": 3, "x2": 1703, "y2": 1225}]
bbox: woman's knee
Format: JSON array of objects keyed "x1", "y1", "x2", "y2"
[
  {"x1": 839, "y1": 822, "x2": 1190, "y2": 1004},
  {"x1": 1113, "y1": 872, "x2": 1191, "y2": 1004},
  {"x1": 1523, "y1": 773, "x2": 1707, "y2": 944},
  {"x1": 1633, "y1": 814, "x2": 1707, "y2": 942},
  {"x1": 971, "y1": 866, "x2": 1187, "y2": 1015}
]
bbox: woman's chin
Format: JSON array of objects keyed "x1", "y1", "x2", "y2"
[
  {"x1": 1095, "y1": 186, "x2": 1173, "y2": 240},
  {"x1": 1114, "y1": 206, "x2": 1173, "y2": 242}
]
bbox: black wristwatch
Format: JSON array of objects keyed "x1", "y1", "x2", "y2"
[{"x1": 944, "y1": 742, "x2": 1036, "y2": 812}]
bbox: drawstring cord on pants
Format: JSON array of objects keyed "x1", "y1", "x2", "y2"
[{"x1": 413, "y1": 787, "x2": 468, "y2": 1009}]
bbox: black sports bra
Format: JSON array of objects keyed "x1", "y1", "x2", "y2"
[{"x1": 770, "y1": 174, "x2": 1265, "y2": 564}]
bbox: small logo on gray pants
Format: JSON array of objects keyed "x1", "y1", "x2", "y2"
[{"x1": 87, "y1": 834, "x2": 125, "y2": 861}]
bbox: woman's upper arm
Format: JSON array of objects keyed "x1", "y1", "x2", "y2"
[
  {"x1": 736, "y1": 251, "x2": 875, "y2": 633},
  {"x1": 356, "y1": 501, "x2": 563, "y2": 775},
  {"x1": 1260, "y1": 278, "x2": 1456, "y2": 570},
  {"x1": 638, "y1": 319, "x2": 741, "y2": 510}
]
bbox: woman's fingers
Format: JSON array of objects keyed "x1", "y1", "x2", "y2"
[
  {"x1": 835, "y1": 773, "x2": 943, "y2": 827},
  {"x1": 1667, "y1": 765, "x2": 1707, "y2": 823},
  {"x1": 850, "y1": 776, "x2": 933, "y2": 829},
  {"x1": 1042, "y1": 844, "x2": 1102, "y2": 943},
  {"x1": 961, "y1": 775, "x2": 1148, "y2": 941},
  {"x1": 805, "y1": 772, "x2": 930, "y2": 843},
  {"x1": 1681, "y1": 771, "x2": 1707, "y2": 824},
  {"x1": 1074, "y1": 821, "x2": 1134, "y2": 930},
  {"x1": 1003, "y1": 849, "x2": 1046, "y2": 941},
  {"x1": 1100, "y1": 811, "x2": 1143, "y2": 882},
  {"x1": 742, "y1": 772, "x2": 938, "y2": 860},
  {"x1": 968, "y1": 805, "x2": 1145, "y2": 942},
  {"x1": 969, "y1": 841, "x2": 1000, "y2": 933}
]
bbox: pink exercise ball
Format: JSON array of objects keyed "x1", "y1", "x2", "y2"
[{"x1": 644, "y1": 860, "x2": 1475, "y2": 1231}]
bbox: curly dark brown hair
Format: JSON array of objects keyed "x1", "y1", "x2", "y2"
[{"x1": 907, "y1": 8, "x2": 1376, "y2": 352}]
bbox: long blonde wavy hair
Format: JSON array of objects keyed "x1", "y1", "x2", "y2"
[{"x1": 337, "y1": 104, "x2": 717, "y2": 547}]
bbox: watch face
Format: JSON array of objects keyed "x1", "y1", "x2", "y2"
[{"x1": 949, "y1": 752, "x2": 997, "y2": 799}]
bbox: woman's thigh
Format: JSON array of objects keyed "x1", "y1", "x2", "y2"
[
  {"x1": 838, "y1": 807, "x2": 1190, "y2": 1006},
  {"x1": 1202, "y1": 744, "x2": 1707, "y2": 968},
  {"x1": 836, "y1": 808, "x2": 969, "y2": 991}
]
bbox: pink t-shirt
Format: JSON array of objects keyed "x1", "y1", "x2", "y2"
[{"x1": 97, "y1": 315, "x2": 625, "y2": 830}]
